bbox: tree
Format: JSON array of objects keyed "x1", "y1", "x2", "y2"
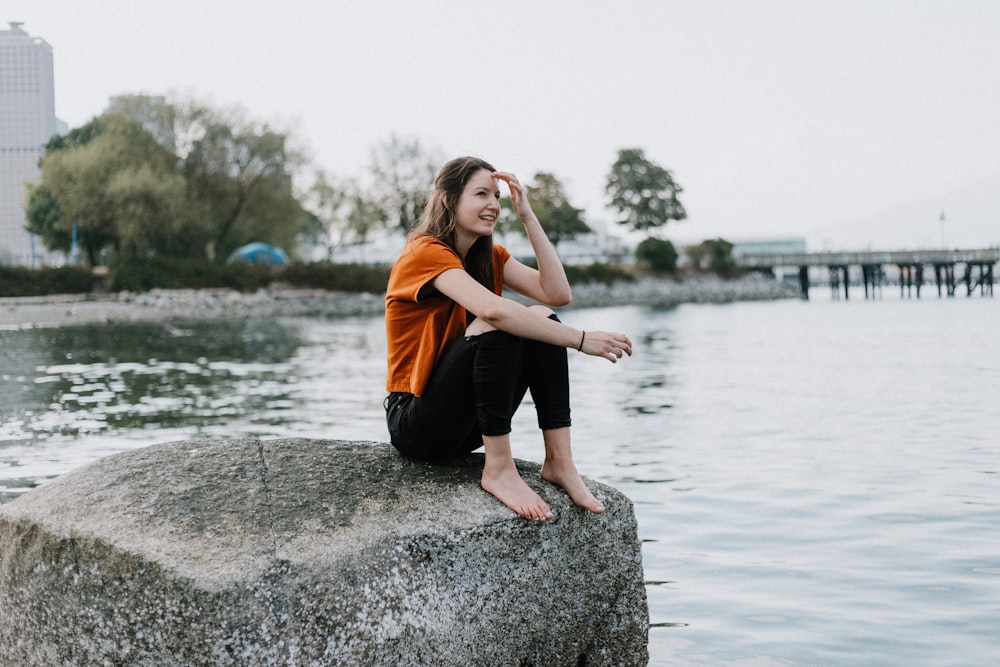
[
  {"x1": 107, "y1": 165, "x2": 199, "y2": 261},
  {"x1": 24, "y1": 116, "x2": 109, "y2": 260},
  {"x1": 605, "y1": 148, "x2": 686, "y2": 234},
  {"x1": 105, "y1": 94, "x2": 177, "y2": 151},
  {"x1": 25, "y1": 95, "x2": 310, "y2": 268},
  {"x1": 177, "y1": 101, "x2": 306, "y2": 260},
  {"x1": 702, "y1": 238, "x2": 738, "y2": 277},
  {"x1": 524, "y1": 172, "x2": 590, "y2": 247},
  {"x1": 635, "y1": 237, "x2": 678, "y2": 273},
  {"x1": 26, "y1": 115, "x2": 179, "y2": 265},
  {"x1": 306, "y1": 170, "x2": 386, "y2": 260},
  {"x1": 684, "y1": 243, "x2": 710, "y2": 271},
  {"x1": 366, "y1": 134, "x2": 440, "y2": 234}
]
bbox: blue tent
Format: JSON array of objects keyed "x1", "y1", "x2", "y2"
[{"x1": 228, "y1": 242, "x2": 289, "y2": 267}]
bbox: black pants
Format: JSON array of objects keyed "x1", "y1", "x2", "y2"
[{"x1": 385, "y1": 315, "x2": 572, "y2": 461}]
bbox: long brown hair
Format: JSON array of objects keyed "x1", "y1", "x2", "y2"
[{"x1": 412, "y1": 156, "x2": 497, "y2": 291}]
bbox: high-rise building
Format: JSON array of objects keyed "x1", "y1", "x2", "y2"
[{"x1": 0, "y1": 22, "x2": 59, "y2": 266}]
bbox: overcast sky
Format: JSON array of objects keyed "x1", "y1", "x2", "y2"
[{"x1": 7, "y1": 1, "x2": 1000, "y2": 249}]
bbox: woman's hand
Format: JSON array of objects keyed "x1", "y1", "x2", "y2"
[
  {"x1": 579, "y1": 330, "x2": 634, "y2": 363},
  {"x1": 492, "y1": 171, "x2": 533, "y2": 222}
]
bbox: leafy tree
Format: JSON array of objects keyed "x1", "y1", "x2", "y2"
[
  {"x1": 491, "y1": 195, "x2": 520, "y2": 242},
  {"x1": 42, "y1": 116, "x2": 107, "y2": 152},
  {"x1": 366, "y1": 134, "x2": 440, "y2": 234},
  {"x1": 635, "y1": 236, "x2": 678, "y2": 273},
  {"x1": 106, "y1": 94, "x2": 177, "y2": 150},
  {"x1": 26, "y1": 115, "x2": 179, "y2": 265},
  {"x1": 177, "y1": 102, "x2": 305, "y2": 260},
  {"x1": 702, "y1": 238, "x2": 738, "y2": 277},
  {"x1": 24, "y1": 117, "x2": 107, "y2": 259},
  {"x1": 524, "y1": 172, "x2": 590, "y2": 246},
  {"x1": 605, "y1": 148, "x2": 686, "y2": 234},
  {"x1": 23, "y1": 185, "x2": 67, "y2": 255},
  {"x1": 684, "y1": 243, "x2": 709, "y2": 271},
  {"x1": 26, "y1": 95, "x2": 309, "y2": 269},
  {"x1": 107, "y1": 165, "x2": 199, "y2": 261},
  {"x1": 306, "y1": 170, "x2": 386, "y2": 260}
]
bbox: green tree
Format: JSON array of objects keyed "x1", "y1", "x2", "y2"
[
  {"x1": 177, "y1": 102, "x2": 305, "y2": 261},
  {"x1": 306, "y1": 170, "x2": 386, "y2": 260},
  {"x1": 702, "y1": 238, "x2": 738, "y2": 277},
  {"x1": 605, "y1": 148, "x2": 686, "y2": 234},
  {"x1": 108, "y1": 165, "x2": 200, "y2": 261},
  {"x1": 26, "y1": 115, "x2": 179, "y2": 265},
  {"x1": 684, "y1": 243, "x2": 709, "y2": 271},
  {"x1": 23, "y1": 185, "x2": 67, "y2": 256},
  {"x1": 366, "y1": 134, "x2": 440, "y2": 234},
  {"x1": 106, "y1": 94, "x2": 177, "y2": 150},
  {"x1": 635, "y1": 237, "x2": 679, "y2": 273},
  {"x1": 524, "y1": 172, "x2": 590, "y2": 247},
  {"x1": 26, "y1": 95, "x2": 309, "y2": 270}
]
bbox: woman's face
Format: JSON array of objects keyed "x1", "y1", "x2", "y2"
[{"x1": 453, "y1": 168, "x2": 501, "y2": 243}]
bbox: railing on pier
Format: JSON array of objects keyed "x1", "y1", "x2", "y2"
[{"x1": 736, "y1": 248, "x2": 998, "y2": 300}]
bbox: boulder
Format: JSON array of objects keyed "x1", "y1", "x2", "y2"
[{"x1": 0, "y1": 438, "x2": 648, "y2": 666}]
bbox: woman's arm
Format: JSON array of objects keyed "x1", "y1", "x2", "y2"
[
  {"x1": 433, "y1": 267, "x2": 632, "y2": 363},
  {"x1": 493, "y1": 172, "x2": 571, "y2": 307}
]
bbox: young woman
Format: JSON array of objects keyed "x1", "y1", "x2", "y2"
[{"x1": 384, "y1": 156, "x2": 633, "y2": 522}]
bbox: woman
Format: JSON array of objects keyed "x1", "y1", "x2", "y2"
[{"x1": 384, "y1": 156, "x2": 633, "y2": 522}]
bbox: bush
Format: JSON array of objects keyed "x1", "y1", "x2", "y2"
[
  {"x1": 281, "y1": 262, "x2": 390, "y2": 293},
  {"x1": 106, "y1": 256, "x2": 392, "y2": 294},
  {"x1": 564, "y1": 262, "x2": 635, "y2": 285},
  {"x1": 519, "y1": 258, "x2": 634, "y2": 285},
  {"x1": 701, "y1": 238, "x2": 742, "y2": 278},
  {"x1": 0, "y1": 265, "x2": 94, "y2": 297},
  {"x1": 635, "y1": 237, "x2": 678, "y2": 273},
  {"x1": 108, "y1": 255, "x2": 273, "y2": 293}
]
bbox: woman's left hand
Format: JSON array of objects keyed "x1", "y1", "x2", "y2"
[{"x1": 493, "y1": 171, "x2": 533, "y2": 221}]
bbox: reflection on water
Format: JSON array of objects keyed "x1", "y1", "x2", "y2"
[
  {"x1": 2, "y1": 297, "x2": 999, "y2": 666},
  {"x1": 1, "y1": 317, "x2": 388, "y2": 498},
  {"x1": 2, "y1": 320, "x2": 301, "y2": 442}
]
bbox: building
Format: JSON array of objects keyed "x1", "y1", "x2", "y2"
[{"x1": 0, "y1": 22, "x2": 60, "y2": 266}]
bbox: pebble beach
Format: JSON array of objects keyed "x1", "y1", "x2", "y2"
[{"x1": 0, "y1": 273, "x2": 800, "y2": 329}]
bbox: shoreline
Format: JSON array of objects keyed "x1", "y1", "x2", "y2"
[{"x1": 0, "y1": 274, "x2": 800, "y2": 329}]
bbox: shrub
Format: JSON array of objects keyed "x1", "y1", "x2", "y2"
[
  {"x1": 564, "y1": 262, "x2": 635, "y2": 285},
  {"x1": 107, "y1": 255, "x2": 273, "y2": 293},
  {"x1": 635, "y1": 237, "x2": 678, "y2": 273},
  {"x1": 702, "y1": 238, "x2": 742, "y2": 278},
  {"x1": 281, "y1": 262, "x2": 390, "y2": 293},
  {"x1": 520, "y1": 258, "x2": 634, "y2": 285},
  {"x1": 0, "y1": 265, "x2": 94, "y2": 297}
]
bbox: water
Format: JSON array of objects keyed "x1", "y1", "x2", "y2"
[{"x1": 2, "y1": 294, "x2": 998, "y2": 666}]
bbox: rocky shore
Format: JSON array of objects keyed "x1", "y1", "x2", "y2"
[{"x1": 0, "y1": 273, "x2": 799, "y2": 329}]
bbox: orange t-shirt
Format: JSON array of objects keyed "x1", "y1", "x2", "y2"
[{"x1": 385, "y1": 235, "x2": 510, "y2": 396}]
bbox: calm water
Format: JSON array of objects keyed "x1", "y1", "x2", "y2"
[{"x1": 2, "y1": 293, "x2": 998, "y2": 666}]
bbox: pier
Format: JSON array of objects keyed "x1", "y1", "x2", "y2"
[{"x1": 737, "y1": 248, "x2": 998, "y2": 300}]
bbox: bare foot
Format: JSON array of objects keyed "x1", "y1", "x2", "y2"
[
  {"x1": 541, "y1": 461, "x2": 605, "y2": 513},
  {"x1": 481, "y1": 465, "x2": 553, "y2": 522}
]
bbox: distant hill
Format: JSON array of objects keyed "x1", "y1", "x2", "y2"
[{"x1": 806, "y1": 174, "x2": 1000, "y2": 251}]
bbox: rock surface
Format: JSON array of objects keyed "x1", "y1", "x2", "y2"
[{"x1": 0, "y1": 438, "x2": 648, "y2": 666}]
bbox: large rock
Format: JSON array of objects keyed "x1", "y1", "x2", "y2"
[{"x1": 0, "y1": 438, "x2": 648, "y2": 666}]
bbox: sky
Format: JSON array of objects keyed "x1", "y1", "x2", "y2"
[{"x1": 6, "y1": 0, "x2": 1000, "y2": 250}]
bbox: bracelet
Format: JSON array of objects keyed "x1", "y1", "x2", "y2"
[{"x1": 577, "y1": 330, "x2": 585, "y2": 351}]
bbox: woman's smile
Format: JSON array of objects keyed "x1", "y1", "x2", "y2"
[{"x1": 454, "y1": 168, "x2": 502, "y2": 246}]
